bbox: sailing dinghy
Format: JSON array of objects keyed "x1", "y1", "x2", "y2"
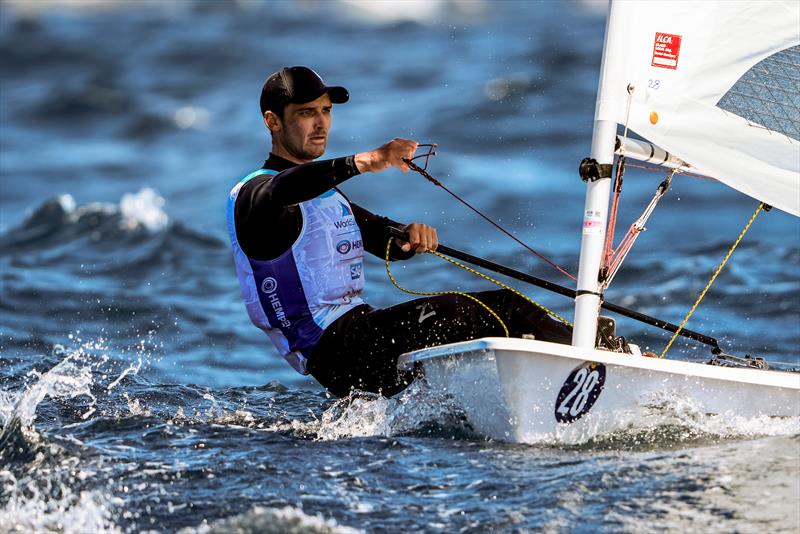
[{"x1": 398, "y1": 0, "x2": 800, "y2": 443}]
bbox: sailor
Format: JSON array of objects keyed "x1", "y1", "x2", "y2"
[{"x1": 228, "y1": 66, "x2": 572, "y2": 397}]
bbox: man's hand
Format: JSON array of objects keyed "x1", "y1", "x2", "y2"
[
  {"x1": 398, "y1": 223, "x2": 438, "y2": 254},
  {"x1": 355, "y1": 138, "x2": 418, "y2": 174}
]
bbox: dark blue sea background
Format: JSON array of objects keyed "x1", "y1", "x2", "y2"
[{"x1": 1, "y1": 1, "x2": 798, "y2": 532}]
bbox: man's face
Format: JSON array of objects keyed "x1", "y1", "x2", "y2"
[{"x1": 271, "y1": 93, "x2": 332, "y2": 163}]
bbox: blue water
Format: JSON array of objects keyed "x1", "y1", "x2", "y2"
[{"x1": 1, "y1": 1, "x2": 798, "y2": 532}]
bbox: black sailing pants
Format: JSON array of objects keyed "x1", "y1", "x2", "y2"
[{"x1": 307, "y1": 289, "x2": 573, "y2": 398}]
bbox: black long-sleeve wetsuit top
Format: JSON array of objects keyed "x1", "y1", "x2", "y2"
[{"x1": 234, "y1": 153, "x2": 413, "y2": 263}]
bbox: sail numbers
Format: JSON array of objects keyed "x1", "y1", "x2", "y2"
[{"x1": 554, "y1": 362, "x2": 606, "y2": 424}]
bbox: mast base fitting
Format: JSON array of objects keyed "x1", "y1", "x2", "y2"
[
  {"x1": 596, "y1": 316, "x2": 632, "y2": 353},
  {"x1": 579, "y1": 157, "x2": 613, "y2": 182}
]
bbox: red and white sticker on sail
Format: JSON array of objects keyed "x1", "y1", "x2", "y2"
[{"x1": 651, "y1": 32, "x2": 682, "y2": 70}]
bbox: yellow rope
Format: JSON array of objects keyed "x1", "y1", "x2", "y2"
[
  {"x1": 384, "y1": 239, "x2": 509, "y2": 336},
  {"x1": 660, "y1": 202, "x2": 764, "y2": 358},
  {"x1": 384, "y1": 239, "x2": 573, "y2": 338},
  {"x1": 427, "y1": 249, "x2": 572, "y2": 326}
]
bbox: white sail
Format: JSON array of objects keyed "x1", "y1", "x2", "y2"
[
  {"x1": 596, "y1": 0, "x2": 800, "y2": 216},
  {"x1": 392, "y1": 0, "x2": 800, "y2": 445}
]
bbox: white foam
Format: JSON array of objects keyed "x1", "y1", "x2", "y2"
[
  {"x1": 563, "y1": 389, "x2": 800, "y2": 448},
  {"x1": 182, "y1": 505, "x2": 362, "y2": 534},
  {"x1": 0, "y1": 341, "x2": 147, "y2": 533},
  {"x1": 106, "y1": 357, "x2": 142, "y2": 392},
  {"x1": 313, "y1": 381, "x2": 465, "y2": 441},
  {"x1": 57, "y1": 193, "x2": 77, "y2": 214},
  {"x1": 28, "y1": 189, "x2": 169, "y2": 234},
  {"x1": 306, "y1": 380, "x2": 800, "y2": 446},
  {"x1": 119, "y1": 188, "x2": 169, "y2": 232},
  {"x1": 0, "y1": 355, "x2": 96, "y2": 443},
  {"x1": 0, "y1": 469, "x2": 121, "y2": 534}
]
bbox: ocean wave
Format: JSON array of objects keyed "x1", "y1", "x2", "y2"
[
  {"x1": 0, "y1": 189, "x2": 224, "y2": 268},
  {"x1": 0, "y1": 354, "x2": 95, "y2": 460},
  {"x1": 1, "y1": 189, "x2": 166, "y2": 252},
  {"x1": 0, "y1": 341, "x2": 146, "y2": 458},
  {"x1": 182, "y1": 504, "x2": 363, "y2": 534},
  {"x1": 0, "y1": 344, "x2": 133, "y2": 533}
]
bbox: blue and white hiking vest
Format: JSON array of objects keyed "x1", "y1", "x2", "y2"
[{"x1": 227, "y1": 169, "x2": 365, "y2": 374}]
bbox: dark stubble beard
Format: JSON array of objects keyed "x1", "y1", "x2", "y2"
[{"x1": 287, "y1": 136, "x2": 326, "y2": 162}]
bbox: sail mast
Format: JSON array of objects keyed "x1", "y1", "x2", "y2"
[
  {"x1": 573, "y1": 0, "x2": 800, "y2": 347},
  {"x1": 572, "y1": 123, "x2": 615, "y2": 348},
  {"x1": 572, "y1": 2, "x2": 618, "y2": 348}
]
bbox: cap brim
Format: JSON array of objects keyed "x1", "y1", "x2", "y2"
[
  {"x1": 325, "y1": 86, "x2": 349, "y2": 104},
  {"x1": 288, "y1": 85, "x2": 349, "y2": 106}
]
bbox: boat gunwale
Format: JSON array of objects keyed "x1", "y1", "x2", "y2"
[{"x1": 398, "y1": 337, "x2": 800, "y2": 390}]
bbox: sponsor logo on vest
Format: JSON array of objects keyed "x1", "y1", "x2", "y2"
[
  {"x1": 350, "y1": 262, "x2": 362, "y2": 280},
  {"x1": 259, "y1": 277, "x2": 290, "y2": 328},
  {"x1": 268, "y1": 292, "x2": 291, "y2": 328},
  {"x1": 336, "y1": 239, "x2": 362, "y2": 254},
  {"x1": 339, "y1": 201, "x2": 352, "y2": 216},
  {"x1": 336, "y1": 240, "x2": 351, "y2": 254},
  {"x1": 261, "y1": 277, "x2": 278, "y2": 293},
  {"x1": 333, "y1": 218, "x2": 356, "y2": 229}
]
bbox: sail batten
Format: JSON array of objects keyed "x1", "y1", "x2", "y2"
[{"x1": 596, "y1": 1, "x2": 800, "y2": 216}]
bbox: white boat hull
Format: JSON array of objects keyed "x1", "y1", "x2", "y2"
[{"x1": 397, "y1": 338, "x2": 800, "y2": 443}]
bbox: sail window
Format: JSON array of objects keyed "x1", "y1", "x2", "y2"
[{"x1": 717, "y1": 45, "x2": 800, "y2": 142}]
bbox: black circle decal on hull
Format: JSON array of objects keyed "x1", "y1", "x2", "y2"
[{"x1": 554, "y1": 362, "x2": 606, "y2": 424}]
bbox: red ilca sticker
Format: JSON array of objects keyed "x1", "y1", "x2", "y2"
[{"x1": 651, "y1": 32, "x2": 682, "y2": 70}]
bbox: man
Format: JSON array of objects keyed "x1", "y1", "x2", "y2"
[{"x1": 228, "y1": 66, "x2": 571, "y2": 398}]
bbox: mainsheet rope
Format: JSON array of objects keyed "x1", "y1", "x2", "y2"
[{"x1": 404, "y1": 147, "x2": 576, "y2": 282}]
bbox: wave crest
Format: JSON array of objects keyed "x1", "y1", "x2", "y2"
[{"x1": 182, "y1": 505, "x2": 362, "y2": 534}]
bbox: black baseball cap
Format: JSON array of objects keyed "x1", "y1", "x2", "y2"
[{"x1": 260, "y1": 66, "x2": 349, "y2": 115}]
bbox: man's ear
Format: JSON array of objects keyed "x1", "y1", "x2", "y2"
[{"x1": 264, "y1": 111, "x2": 281, "y2": 133}]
